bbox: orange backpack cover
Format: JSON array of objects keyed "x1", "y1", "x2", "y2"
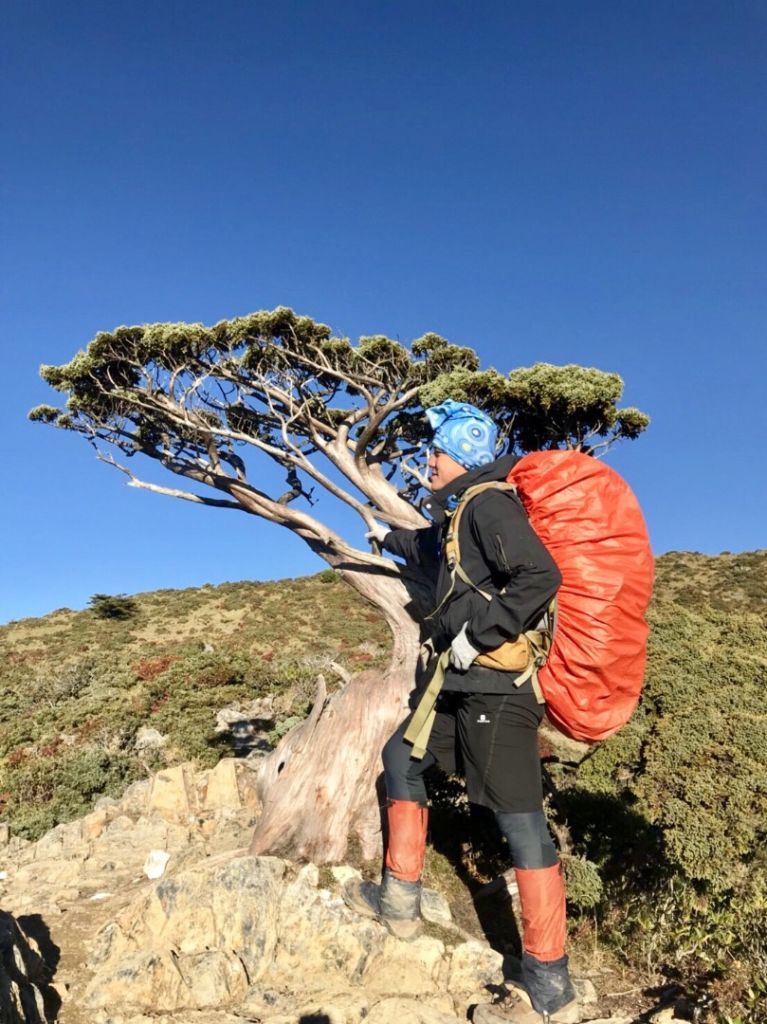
[{"x1": 508, "y1": 450, "x2": 654, "y2": 742}]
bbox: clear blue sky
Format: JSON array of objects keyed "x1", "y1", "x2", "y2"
[{"x1": 2, "y1": 0, "x2": 765, "y2": 625}]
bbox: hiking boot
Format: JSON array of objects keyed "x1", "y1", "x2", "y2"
[
  {"x1": 342, "y1": 869, "x2": 423, "y2": 940},
  {"x1": 473, "y1": 984, "x2": 580, "y2": 1024}
]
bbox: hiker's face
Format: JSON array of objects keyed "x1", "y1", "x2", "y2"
[{"x1": 428, "y1": 449, "x2": 466, "y2": 489}]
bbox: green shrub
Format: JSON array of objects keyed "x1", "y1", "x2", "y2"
[
  {"x1": 561, "y1": 854, "x2": 603, "y2": 908},
  {"x1": 575, "y1": 603, "x2": 767, "y2": 889},
  {"x1": 562, "y1": 591, "x2": 767, "y2": 1020},
  {"x1": 33, "y1": 658, "x2": 98, "y2": 707},
  {"x1": 151, "y1": 704, "x2": 232, "y2": 767},
  {"x1": 0, "y1": 746, "x2": 141, "y2": 840}
]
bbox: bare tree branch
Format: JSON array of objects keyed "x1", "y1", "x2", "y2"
[{"x1": 95, "y1": 450, "x2": 244, "y2": 509}]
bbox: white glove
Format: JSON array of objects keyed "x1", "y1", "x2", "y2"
[
  {"x1": 365, "y1": 520, "x2": 390, "y2": 545},
  {"x1": 449, "y1": 623, "x2": 479, "y2": 672}
]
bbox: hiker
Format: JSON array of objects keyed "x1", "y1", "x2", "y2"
[{"x1": 345, "y1": 400, "x2": 579, "y2": 1024}]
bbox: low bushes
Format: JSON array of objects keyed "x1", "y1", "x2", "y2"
[
  {"x1": 557, "y1": 595, "x2": 767, "y2": 1022},
  {"x1": 0, "y1": 642, "x2": 321, "y2": 835},
  {"x1": 0, "y1": 746, "x2": 141, "y2": 839}
]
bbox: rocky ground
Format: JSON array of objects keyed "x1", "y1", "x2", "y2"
[{"x1": 0, "y1": 749, "x2": 687, "y2": 1024}]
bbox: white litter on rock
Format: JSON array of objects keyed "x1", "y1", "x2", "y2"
[
  {"x1": 143, "y1": 849, "x2": 171, "y2": 880},
  {"x1": 89, "y1": 892, "x2": 112, "y2": 901}
]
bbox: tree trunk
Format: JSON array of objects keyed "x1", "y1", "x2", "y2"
[{"x1": 249, "y1": 575, "x2": 421, "y2": 863}]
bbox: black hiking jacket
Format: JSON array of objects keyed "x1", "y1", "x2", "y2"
[{"x1": 383, "y1": 455, "x2": 561, "y2": 694}]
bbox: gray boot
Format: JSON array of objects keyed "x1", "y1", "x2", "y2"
[
  {"x1": 343, "y1": 868, "x2": 423, "y2": 940},
  {"x1": 473, "y1": 954, "x2": 580, "y2": 1024},
  {"x1": 472, "y1": 987, "x2": 580, "y2": 1024}
]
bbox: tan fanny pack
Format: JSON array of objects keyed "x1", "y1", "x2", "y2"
[
  {"x1": 475, "y1": 633, "x2": 532, "y2": 671},
  {"x1": 420, "y1": 632, "x2": 531, "y2": 673}
]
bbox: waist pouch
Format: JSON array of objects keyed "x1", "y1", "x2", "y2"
[{"x1": 474, "y1": 634, "x2": 531, "y2": 671}]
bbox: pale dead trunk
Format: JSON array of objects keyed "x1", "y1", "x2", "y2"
[{"x1": 249, "y1": 574, "x2": 422, "y2": 863}]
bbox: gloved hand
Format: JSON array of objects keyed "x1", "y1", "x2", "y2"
[
  {"x1": 449, "y1": 623, "x2": 479, "y2": 672},
  {"x1": 365, "y1": 520, "x2": 390, "y2": 545}
]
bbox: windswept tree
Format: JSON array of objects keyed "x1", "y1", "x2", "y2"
[{"x1": 31, "y1": 307, "x2": 649, "y2": 861}]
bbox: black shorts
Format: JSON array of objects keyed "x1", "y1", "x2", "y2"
[{"x1": 383, "y1": 690, "x2": 546, "y2": 813}]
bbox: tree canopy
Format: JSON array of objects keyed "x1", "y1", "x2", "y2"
[{"x1": 31, "y1": 307, "x2": 649, "y2": 573}]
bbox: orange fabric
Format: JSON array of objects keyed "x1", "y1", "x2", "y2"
[
  {"x1": 508, "y1": 450, "x2": 654, "y2": 742},
  {"x1": 515, "y1": 863, "x2": 567, "y2": 961},
  {"x1": 385, "y1": 799, "x2": 428, "y2": 882}
]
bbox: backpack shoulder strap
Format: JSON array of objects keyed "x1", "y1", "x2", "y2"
[
  {"x1": 444, "y1": 481, "x2": 519, "y2": 598},
  {"x1": 426, "y1": 480, "x2": 519, "y2": 621}
]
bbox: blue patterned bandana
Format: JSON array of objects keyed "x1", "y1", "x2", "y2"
[{"x1": 425, "y1": 400, "x2": 498, "y2": 470}]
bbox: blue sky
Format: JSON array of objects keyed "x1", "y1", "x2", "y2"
[{"x1": 2, "y1": 0, "x2": 765, "y2": 624}]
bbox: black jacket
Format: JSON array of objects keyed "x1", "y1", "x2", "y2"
[{"x1": 383, "y1": 455, "x2": 561, "y2": 693}]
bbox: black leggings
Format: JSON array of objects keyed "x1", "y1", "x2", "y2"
[{"x1": 383, "y1": 690, "x2": 558, "y2": 869}]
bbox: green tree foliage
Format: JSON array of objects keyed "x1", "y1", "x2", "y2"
[
  {"x1": 30, "y1": 309, "x2": 649, "y2": 552},
  {"x1": 88, "y1": 593, "x2": 138, "y2": 620}
]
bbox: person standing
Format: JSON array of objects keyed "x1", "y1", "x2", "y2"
[{"x1": 345, "y1": 400, "x2": 579, "y2": 1024}]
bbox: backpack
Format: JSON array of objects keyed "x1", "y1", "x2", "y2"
[
  {"x1": 405, "y1": 450, "x2": 653, "y2": 756},
  {"x1": 506, "y1": 450, "x2": 654, "y2": 741}
]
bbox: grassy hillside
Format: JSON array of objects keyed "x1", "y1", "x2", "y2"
[
  {"x1": 1, "y1": 551, "x2": 766, "y2": 1021},
  {"x1": 1, "y1": 571, "x2": 390, "y2": 670},
  {"x1": 0, "y1": 572, "x2": 389, "y2": 837},
  {"x1": 653, "y1": 549, "x2": 767, "y2": 612}
]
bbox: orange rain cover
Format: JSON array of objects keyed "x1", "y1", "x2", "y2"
[{"x1": 508, "y1": 450, "x2": 654, "y2": 742}]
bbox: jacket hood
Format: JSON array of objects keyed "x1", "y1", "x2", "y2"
[{"x1": 422, "y1": 453, "x2": 522, "y2": 523}]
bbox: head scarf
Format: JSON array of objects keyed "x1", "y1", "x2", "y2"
[{"x1": 425, "y1": 400, "x2": 498, "y2": 470}]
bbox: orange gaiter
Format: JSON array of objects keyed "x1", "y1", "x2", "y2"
[
  {"x1": 514, "y1": 863, "x2": 567, "y2": 961},
  {"x1": 384, "y1": 799, "x2": 428, "y2": 882}
]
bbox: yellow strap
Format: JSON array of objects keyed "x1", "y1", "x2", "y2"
[
  {"x1": 403, "y1": 650, "x2": 450, "y2": 760},
  {"x1": 444, "y1": 481, "x2": 519, "y2": 575},
  {"x1": 454, "y1": 562, "x2": 492, "y2": 601},
  {"x1": 511, "y1": 628, "x2": 551, "y2": 704},
  {"x1": 428, "y1": 481, "x2": 517, "y2": 622}
]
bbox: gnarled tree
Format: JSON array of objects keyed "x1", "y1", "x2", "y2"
[{"x1": 31, "y1": 307, "x2": 649, "y2": 862}]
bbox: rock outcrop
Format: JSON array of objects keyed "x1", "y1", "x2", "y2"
[
  {"x1": 0, "y1": 758, "x2": 263, "y2": 1020},
  {"x1": 0, "y1": 757, "x2": 504, "y2": 1023},
  {"x1": 84, "y1": 854, "x2": 502, "y2": 1021},
  {"x1": 0, "y1": 758, "x2": 667, "y2": 1023},
  {"x1": 1, "y1": 758, "x2": 261, "y2": 916},
  {"x1": 0, "y1": 910, "x2": 51, "y2": 1023}
]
